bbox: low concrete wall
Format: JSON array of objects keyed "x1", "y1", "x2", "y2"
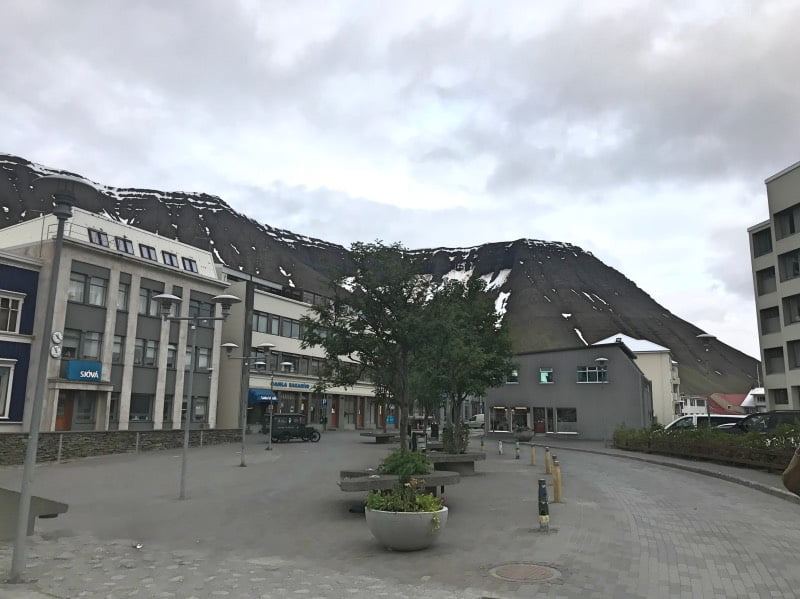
[{"x1": 0, "y1": 429, "x2": 241, "y2": 466}]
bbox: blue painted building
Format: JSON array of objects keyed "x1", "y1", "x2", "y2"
[{"x1": 0, "y1": 251, "x2": 40, "y2": 430}]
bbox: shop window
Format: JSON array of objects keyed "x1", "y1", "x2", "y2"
[
  {"x1": 490, "y1": 407, "x2": 509, "y2": 431},
  {"x1": 130, "y1": 394, "x2": 153, "y2": 421},
  {"x1": 0, "y1": 294, "x2": 22, "y2": 333},
  {"x1": 556, "y1": 407, "x2": 578, "y2": 433},
  {"x1": 74, "y1": 393, "x2": 95, "y2": 423},
  {"x1": 539, "y1": 368, "x2": 553, "y2": 383}
]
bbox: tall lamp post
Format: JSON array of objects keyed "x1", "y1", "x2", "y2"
[
  {"x1": 10, "y1": 175, "x2": 96, "y2": 583},
  {"x1": 697, "y1": 333, "x2": 716, "y2": 422},
  {"x1": 220, "y1": 341, "x2": 275, "y2": 466},
  {"x1": 153, "y1": 293, "x2": 240, "y2": 500}
]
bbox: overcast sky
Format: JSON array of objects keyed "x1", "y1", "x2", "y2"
[{"x1": 4, "y1": 0, "x2": 800, "y2": 359}]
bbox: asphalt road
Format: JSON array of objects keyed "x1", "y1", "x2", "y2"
[{"x1": 1, "y1": 431, "x2": 798, "y2": 598}]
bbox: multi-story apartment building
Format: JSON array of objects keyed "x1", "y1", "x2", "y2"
[
  {"x1": 217, "y1": 269, "x2": 377, "y2": 432},
  {"x1": 0, "y1": 208, "x2": 229, "y2": 432},
  {"x1": 748, "y1": 160, "x2": 800, "y2": 410}
]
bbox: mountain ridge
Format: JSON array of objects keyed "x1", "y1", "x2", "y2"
[{"x1": 0, "y1": 152, "x2": 759, "y2": 395}]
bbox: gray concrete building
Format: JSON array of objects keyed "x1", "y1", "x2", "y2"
[
  {"x1": 748, "y1": 159, "x2": 800, "y2": 410},
  {"x1": 0, "y1": 208, "x2": 228, "y2": 432},
  {"x1": 483, "y1": 342, "x2": 653, "y2": 440}
]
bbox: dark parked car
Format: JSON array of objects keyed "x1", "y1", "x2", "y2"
[
  {"x1": 262, "y1": 413, "x2": 321, "y2": 442},
  {"x1": 724, "y1": 410, "x2": 800, "y2": 434}
]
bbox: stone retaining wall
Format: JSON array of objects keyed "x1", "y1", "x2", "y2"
[{"x1": 0, "y1": 429, "x2": 241, "y2": 466}]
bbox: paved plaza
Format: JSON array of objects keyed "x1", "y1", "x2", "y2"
[{"x1": 0, "y1": 431, "x2": 799, "y2": 598}]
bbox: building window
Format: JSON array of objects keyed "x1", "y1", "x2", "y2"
[
  {"x1": 281, "y1": 317, "x2": 302, "y2": 339},
  {"x1": 62, "y1": 329, "x2": 102, "y2": 361},
  {"x1": 490, "y1": 407, "x2": 509, "y2": 431},
  {"x1": 752, "y1": 228, "x2": 773, "y2": 257},
  {"x1": 112, "y1": 336, "x2": 124, "y2": 363},
  {"x1": 772, "y1": 388, "x2": 789, "y2": 405},
  {"x1": 166, "y1": 344, "x2": 177, "y2": 369},
  {"x1": 764, "y1": 347, "x2": 785, "y2": 374},
  {"x1": 193, "y1": 396, "x2": 208, "y2": 422},
  {"x1": 556, "y1": 407, "x2": 578, "y2": 433},
  {"x1": 577, "y1": 365, "x2": 608, "y2": 383},
  {"x1": 775, "y1": 204, "x2": 800, "y2": 240},
  {"x1": 74, "y1": 393, "x2": 95, "y2": 423},
  {"x1": 506, "y1": 369, "x2": 519, "y2": 383},
  {"x1": 88, "y1": 229, "x2": 109, "y2": 247},
  {"x1": 82, "y1": 332, "x2": 102, "y2": 360},
  {"x1": 0, "y1": 361, "x2": 15, "y2": 418},
  {"x1": 788, "y1": 341, "x2": 800, "y2": 370},
  {"x1": 139, "y1": 244, "x2": 158, "y2": 261},
  {"x1": 783, "y1": 294, "x2": 800, "y2": 326},
  {"x1": 138, "y1": 288, "x2": 161, "y2": 317},
  {"x1": 189, "y1": 299, "x2": 214, "y2": 320},
  {"x1": 196, "y1": 347, "x2": 211, "y2": 370},
  {"x1": 756, "y1": 267, "x2": 777, "y2": 296},
  {"x1": 0, "y1": 294, "x2": 23, "y2": 333},
  {"x1": 68, "y1": 272, "x2": 86, "y2": 303},
  {"x1": 760, "y1": 306, "x2": 781, "y2": 335},
  {"x1": 130, "y1": 394, "x2": 153, "y2": 421},
  {"x1": 162, "y1": 251, "x2": 179, "y2": 268},
  {"x1": 117, "y1": 282, "x2": 130, "y2": 311},
  {"x1": 182, "y1": 257, "x2": 198, "y2": 273},
  {"x1": 109, "y1": 392, "x2": 119, "y2": 422},
  {"x1": 68, "y1": 272, "x2": 107, "y2": 307},
  {"x1": 134, "y1": 339, "x2": 158, "y2": 367},
  {"x1": 539, "y1": 368, "x2": 554, "y2": 383},
  {"x1": 778, "y1": 249, "x2": 800, "y2": 282},
  {"x1": 115, "y1": 237, "x2": 134, "y2": 254},
  {"x1": 163, "y1": 395, "x2": 174, "y2": 424}
]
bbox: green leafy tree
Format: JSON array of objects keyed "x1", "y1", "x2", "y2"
[
  {"x1": 301, "y1": 241, "x2": 429, "y2": 450},
  {"x1": 418, "y1": 277, "x2": 515, "y2": 449}
]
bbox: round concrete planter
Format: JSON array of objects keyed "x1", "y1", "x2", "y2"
[
  {"x1": 365, "y1": 507, "x2": 449, "y2": 551},
  {"x1": 514, "y1": 430, "x2": 534, "y2": 442}
]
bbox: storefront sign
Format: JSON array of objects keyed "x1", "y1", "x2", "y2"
[
  {"x1": 65, "y1": 360, "x2": 102, "y2": 382},
  {"x1": 248, "y1": 388, "x2": 277, "y2": 404},
  {"x1": 272, "y1": 381, "x2": 312, "y2": 390}
]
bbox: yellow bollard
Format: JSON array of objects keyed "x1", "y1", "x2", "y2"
[
  {"x1": 530, "y1": 446, "x2": 536, "y2": 466},
  {"x1": 552, "y1": 458, "x2": 563, "y2": 503},
  {"x1": 480, "y1": 436, "x2": 485, "y2": 451},
  {"x1": 544, "y1": 446, "x2": 552, "y2": 474}
]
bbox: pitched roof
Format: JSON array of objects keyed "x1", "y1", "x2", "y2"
[
  {"x1": 707, "y1": 393, "x2": 748, "y2": 415},
  {"x1": 593, "y1": 333, "x2": 669, "y2": 353}
]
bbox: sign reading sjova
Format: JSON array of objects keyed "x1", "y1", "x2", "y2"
[{"x1": 65, "y1": 360, "x2": 102, "y2": 382}]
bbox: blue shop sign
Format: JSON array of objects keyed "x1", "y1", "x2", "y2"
[
  {"x1": 248, "y1": 388, "x2": 277, "y2": 404},
  {"x1": 65, "y1": 360, "x2": 102, "y2": 382}
]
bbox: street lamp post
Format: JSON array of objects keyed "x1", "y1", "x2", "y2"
[
  {"x1": 10, "y1": 175, "x2": 95, "y2": 583},
  {"x1": 221, "y1": 341, "x2": 275, "y2": 466},
  {"x1": 153, "y1": 293, "x2": 241, "y2": 500},
  {"x1": 697, "y1": 334, "x2": 716, "y2": 422}
]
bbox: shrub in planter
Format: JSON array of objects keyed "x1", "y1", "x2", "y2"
[{"x1": 378, "y1": 449, "x2": 432, "y2": 477}]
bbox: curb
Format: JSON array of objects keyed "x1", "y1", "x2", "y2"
[{"x1": 526, "y1": 442, "x2": 800, "y2": 506}]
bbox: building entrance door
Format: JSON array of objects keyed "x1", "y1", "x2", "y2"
[
  {"x1": 55, "y1": 391, "x2": 74, "y2": 431},
  {"x1": 533, "y1": 407, "x2": 546, "y2": 433},
  {"x1": 357, "y1": 398, "x2": 365, "y2": 428},
  {"x1": 330, "y1": 398, "x2": 339, "y2": 428}
]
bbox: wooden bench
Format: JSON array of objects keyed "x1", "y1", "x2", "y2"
[
  {"x1": 425, "y1": 451, "x2": 486, "y2": 476},
  {"x1": 0, "y1": 487, "x2": 69, "y2": 540},
  {"x1": 338, "y1": 469, "x2": 460, "y2": 496},
  {"x1": 359, "y1": 432, "x2": 398, "y2": 444}
]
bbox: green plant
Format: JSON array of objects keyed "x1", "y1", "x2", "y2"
[
  {"x1": 365, "y1": 478, "x2": 444, "y2": 513},
  {"x1": 442, "y1": 423, "x2": 470, "y2": 454},
  {"x1": 378, "y1": 449, "x2": 432, "y2": 480}
]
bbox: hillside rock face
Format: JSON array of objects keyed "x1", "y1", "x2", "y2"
[{"x1": 0, "y1": 153, "x2": 758, "y2": 395}]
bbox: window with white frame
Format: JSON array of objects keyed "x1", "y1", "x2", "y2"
[
  {"x1": 539, "y1": 368, "x2": 554, "y2": 383},
  {"x1": 0, "y1": 360, "x2": 15, "y2": 418},
  {"x1": 576, "y1": 365, "x2": 608, "y2": 383},
  {"x1": 68, "y1": 272, "x2": 107, "y2": 307},
  {"x1": 0, "y1": 293, "x2": 23, "y2": 333}
]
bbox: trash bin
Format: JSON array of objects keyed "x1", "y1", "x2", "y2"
[
  {"x1": 411, "y1": 431, "x2": 425, "y2": 451},
  {"x1": 430, "y1": 422, "x2": 439, "y2": 439}
]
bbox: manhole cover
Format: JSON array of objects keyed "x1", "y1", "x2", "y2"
[{"x1": 490, "y1": 563, "x2": 560, "y2": 583}]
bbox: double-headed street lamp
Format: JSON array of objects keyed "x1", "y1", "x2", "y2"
[
  {"x1": 221, "y1": 341, "x2": 275, "y2": 467},
  {"x1": 153, "y1": 292, "x2": 241, "y2": 500}
]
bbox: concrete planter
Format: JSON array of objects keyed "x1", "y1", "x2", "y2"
[
  {"x1": 514, "y1": 430, "x2": 534, "y2": 442},
  {"x1": 365, "y1": 507, "x2": 448, "y2": 551}
]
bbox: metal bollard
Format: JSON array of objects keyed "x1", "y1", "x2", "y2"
[
  {"x1": 515, "y1": 440, "x2": 520, "y2": 460},
  {"x1": 498, "y1": 440, "x2": 503, "y2": 455},
  {"x1": 538, "y1": 478, "x2": 550, "y2": 531},
  {"x1": 553, "y1": 458, "x2": 563, "y2": 503},
  {"x1": 530, "y1": 445, "x2": 536, "y2": 465},
  {"x1": 544, "y1": 446, "x2": 552, "y2": 474},
  {"x1": 480, "y1": 436, "x2": 485, "y2": 451}
]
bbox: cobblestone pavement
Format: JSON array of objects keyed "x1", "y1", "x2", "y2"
[{"x1": 1, "y1": 432, "x2": 799, "y2": 598}]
